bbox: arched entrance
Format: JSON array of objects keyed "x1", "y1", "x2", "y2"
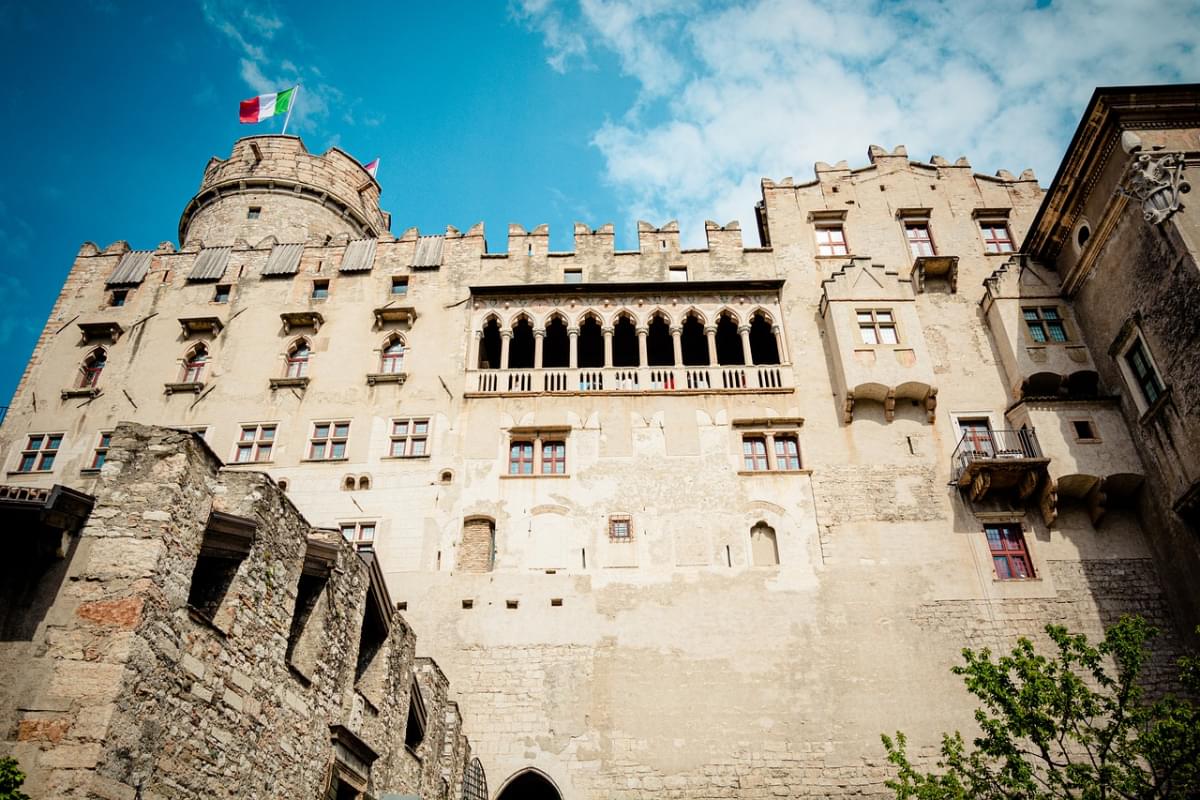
[{"x1": 495, "y1": 768, "x2": 563, "y2": 800}]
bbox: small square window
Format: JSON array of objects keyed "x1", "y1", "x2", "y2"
[
  {"x1": 857, "y1": 310, "x2": 898, "y2": 345},
  {"x1": 234, "y1": 424, "x2": 275, "y2": 463},
  {"x1": 391, "y1": 277, "x2": 409, "y2": 296},
  {"x1": 608, "y1": 515, "x2": 633, "y2": 541},
  {"x1": 985, "y1": 524, "x2": 1034, "y2": 580},
  {"x1": 19, "y1": 433, "x2": 64, "y2": 473},
  {"x1": 563, "y1": 269, "x2": 583, "y2": 284},
  {"x1": 1071, "y1": 420, "x2": 1098, "y2": 441},
  {"x1": 668, "y1": 266, "x2": 688, "y2": 282},
  {"x1": 109, "y1": 289, "x2": 128, "y2": 307},
  {"x1": 340, "y1": 521, "x2": 376, "y2": 552},
  {"x1": 509, "y1": 441, "x2": 534, "y2": 474},
  {"x1": 309, "y1": 420, "x2": 350, "y2": 460},
  {"x1": 980, "y1": 222, "x2": 1014, "y2": 254},
  {"x1": 389, "y1": 417, "x2": 430, "y2": 457},
  {"x1": 213, "y1": 285, "x2": 231, "y2": 304},
  {"x1": 815, "y1": 225, "x2": 849, "y2": 256},
  {"x1": 905, "y1": 223, "x2": 935, "y2": 257},
  {"x1": 311, "y1": 280, "x2": 329, "y2": 300},
  {"x1": 247, "y1": 206, "x2": 262, "y2": 220}
]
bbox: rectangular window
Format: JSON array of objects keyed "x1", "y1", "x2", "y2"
[
  {"x1": 563, "y1": 268, "x2": 583, "y2": 283},
  {"x1": 608, "y1": 515, "x2": 632, "y2": 542},
  {"x1": 234, "y1": 423, "x2": 275, "y2": 463},
  {"x1": 958, "y1": 418, "x2": 995, "y2": 456},
  {"x1": 389, "y1": 417, "x2": 429, "y2": 457},
  {"x1": 1071, "y1": 419, "x2": 1099, "y2": 442},
  {"x1": 774, "y1": 435, "x2": 801, "y2": 470},
  {"x1": 340, "y1": 521, "x2": 376, "y2": 552},
  {"x1": 308, "y1": 421, "x2": 350, "y2": 460},
  {"x1": 311, "y1": 280, "x2": 329, "y2": 300},
  {"x1": 815, "y1": 225, "x2": 849, "y2": 256},
  {"x1": 668, "y1": 266, "x2": 688, "y2": 282},
  {"x1": 213, "y1": 284, "x2": 230, "y2": 303},
  {"x1": 742, "y1": 436, "x2": 769, "y2": 471},
  {"x1": 1023, "y1": 307, "x2": 1068, "y2": 343},
  {"x1": 980, "y1": 222, "x2": 1014, "y2": 254},
  {"x1": 857, "y1": 310, "x2": 898, "y2": 345},
  {"x1": 89, "y1": 431, "x2": 112, "y2": 470},
  {"x1": 1125, "y1": 339, "x2": 1164, "y2": 406},
  {"x1": 109, "y1": 289, "x2": 128, "y2": 307},
  {"x1": 18, "y1": 433, "x2": 63, "y2": 472},
  {"x1": 247, "y1": 206, "x2": 261, "y2": 219},
  {"x1": 905, "y1": 223, "x2": 935, "y2": 257},
  {"x1": 541, "y1": 440, "x2": 566, "y2": 474},
  {"x1": 985, "y1": 524, "x2": 1034, "y2": 579},
  {"x1": 391, "y1": 277, "x2": 409, "y2": 296},
  {"x1": 509, "y1": 441, "x2": 534, "y2": 475}
]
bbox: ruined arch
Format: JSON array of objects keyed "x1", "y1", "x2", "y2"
[{"x1": 495, "y1": 768, "x2": 563, "y2": 800}]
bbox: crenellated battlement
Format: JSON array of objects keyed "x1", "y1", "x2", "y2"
[{"x1": 763, "y1": 144, "x2": 1039, "y2": 190}]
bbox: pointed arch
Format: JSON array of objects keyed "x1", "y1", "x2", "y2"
[
  {"x1": 680, "y1": 310, "x2": 709, "y2": 366},
  {"x1": 478, "y1": 315, "x2": 501, "y2": 369},
  {"x1": 543, "y1": 313, "x2": 569, "y2": 368},
  {"x1": 495, "y1": 768, "x2": 564, "y2": 800},
  {"x1": 749, "y1": 309, "x2": 780, "y2": 365},
  {"x1": 285, "y1": 337, "x2": 311, "y2": 378},
  {"x1": 181, "y1": 342, "x2": 209, "y2": 383},
  {"x1": 647, "y1": 312, "x2": 674, "y2": 366},
  {"x1": 79, "y1": 346, "x2": 107, "y2": 388},
  {"x1": 715, "y1": 309, "x2": 743, "y2": 365},
  {"x1": 509, "y1": 314, "x2": 535, "y2": 368},
  {"x1": 612, "y1": 312, "x2": 639, "y2": 367},
  {"x1": 578, "y1": 313, "x2": 604, "y2": 368},
  {"x1": 380, "y1": 332, "x2": 406, "y2": 374}
]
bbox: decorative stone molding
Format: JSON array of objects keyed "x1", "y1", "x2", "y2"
[{"x1": 1117, "y1": 150, "x2": 1190, "y2": 225}]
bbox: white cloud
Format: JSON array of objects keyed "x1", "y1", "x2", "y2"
[{"x1": 523, "y1": 0, "x2": 1200, "y2": 243}]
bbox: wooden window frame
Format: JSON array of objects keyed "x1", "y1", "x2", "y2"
[
  {"x1": 509, "y1": 440, "x2": 534, "y2": 475},
  {"x1": 541, "y1": 440, "x2": 567, "y2": 474},
  {"x1": 79, "y1": 348, "x2": 106, "y2": 388},
  {"x1": 182, "y1": 346, "x2": 208, "y2": 383},
  {"x1": 856, "y1": 309, "x2": 899, "y2": 345},
  {"x1": 389, "y1": 417, "x2": 429, "y2": 457},
  {"x1": 286, "y1": 341, "x2": 310, "y2": 378},
  {"x1": 980, "y1": 221, "x2": 1014, "y2": 254},
  {"x1": 1124, "y1": 337, "x2": 1165, "y2": 407},
  {"x1": 340, "y1": 520, "x2": 377, "y2": 552},
  {"x1": 380, "y1": 338, "x2": 405, "y2": 374},
  {"x1": 742, "y1": 435, "x2": 769, "y2": 471},
  {"x1": 905, "y1": 222, "x2": 935, "y2": 258},
  {"x1": 1023, "y1": 306, "x2": 1069, "y2": 343},
  {"x1": 89, "y1": 431, "x2": 113, "y2": 470},
  {"x1": 234, "y1": 423, "x2": 276, "y2": 463},
  {"x1": 310, "y1": 279, "x2": 330, "y2": 300},
  {"x1": 18, "y1": 433, "x2": 63, "y2": 473},
  {"x1": 308, "y1": 420, "x2": 350, "y2": 461},
  {"x1": 985, "y1": 523, "x2": 1035, "y2": 580},
  {"x1": 815, "y1": 224, "x2": 849, "y2": 256},
  {"x1": 774, "y1": 434, "x2": 801, "y2": 470}
]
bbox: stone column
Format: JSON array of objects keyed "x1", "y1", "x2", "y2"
[
  {"x1": 636, "y1": 327, "x2": 649, "y2": 367},
  {"x1": 704, "y1": 325, "x2": 718, "y2": 366},
  {"x1": 473, "y1": 329, "x2": 483, "y2": 369},
  {"x1": 738, "y1": 324, "x2": 753, "y2": 365},
  {"x1": 500, "y1": 329, "x2": 512, "y2": 369},
  {"x1": 568, "y1": 327, "x2": 579, "y2": 369},
  {"x1": 602, "y1": 326, "x2": 614, "y2": 367},
  {"x1": 534, "y1": 329, "x2": 545, "y2": 368},
  {"x1": 670, "y1": 325, "x2": 683, "y2": 366},
  {"x1": 764, "y1": 432, "x2": 777, "y2": 471},
  {"x1": 773, "y1": 324, "x2": 788, "y2": 364}
]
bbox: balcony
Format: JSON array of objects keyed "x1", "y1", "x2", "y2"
[
  {"x1": 466, "y1": 364, "x2": 794, "y2": 397},
  {"x1": 952, "y1": 428, "x2": 1050, "y2": 503}
]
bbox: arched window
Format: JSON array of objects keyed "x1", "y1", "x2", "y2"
[
  {"x1": 647, "y1": 313, "x2": 674, "y2": 366},
  {"x1": 542, "y1": 315, "x2": 569, "y2": 368},
  {"x1": 285, "y1": 339, "x2": 310, "y2": 378},
  {"x1": 478, "y1": 316, "x2": 501, "y2": 369},
  {"x1": 578, "y1": 315, "x2": 604, "y2": 368},
  {"x1": 182, "y1": 344, "x2": 208, "y2": 383},
  {"x1": 380, "y1": 336, "x2": 405, "y2": 374},
  {"x1": 715, "y1": 312, "x2": 743, "y2": 365},
  {"x1": 496, "y1": 770, "x2": 562, "y2": 800},
  {"x1": 749, "y1": 311, "x2": 780, "y2": 365},
  {"x1": 462, "y1": 758, "x2": 488, "y2": 800},
  {"x1": 509, "y1": 316, "x2": 535, "y2": 369},
  {"x1": 751, "y1": 521, "x2": 779, "y2": 566},
  {"x1": 612, "y1": 314, "x2": 639, "y2": 367},
  {"x1": 680, "y1": 312, "x2": 709, "y2": 366},
  {"x1": 79, "y1": 348, "x2": 107, "y2": 388}
]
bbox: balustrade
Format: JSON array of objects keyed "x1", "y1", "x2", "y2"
[{"x1": 469, "y1": 365, "x2": 791, "y2": 395}]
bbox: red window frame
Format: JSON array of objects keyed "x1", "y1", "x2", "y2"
[
  {"x1": 815, "y1": 225, "x2": 849, "y2": 256},
  {"x1": 80, "y1": 350, "x2": 106, "y2": 388},
  {"x1": 380, "y1": 339, "x2": 405, "y2": 373},
  {"x1": 743, "y1": 436, "x2": 768, "y2": 471},
  {"x1": 905, "y1": 223, "x2": 935, "y2": 257},
  {"x1": 985, "y1": 524, "x2": 1034, "y2": 579},
  {"x1": 286, "y1": 343, "x2": 310, "y2": 378},
  {"x1": 774, "y1": 435, "x2": 801, "y2": 470},
  {"x1": 183, "y1": 347, "x2": 207, "y2": 383},
  {"x1": 980, "y1": 222, "x2": 1014, "y2": 253},
  {"x1": 91, "y1": 432, "x2": 112, "y2": 470},
  {"x1": 19, "y1": 433, "x2": 63, "y2": 473},
  {"x1": 509, "y1": 441, "x2": 534, "y2": 475},
  {"x1": 541, "y1": 440, "x2": 566, "y2": 474}
]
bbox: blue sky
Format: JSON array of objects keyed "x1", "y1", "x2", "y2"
[{"x1": 0, "y1": 0, "x2": 1197, "y2": 405}]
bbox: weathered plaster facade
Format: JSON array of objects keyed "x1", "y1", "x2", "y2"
[{"x1": 2, "y1": 86, "x2": 1198, "y2": 799}]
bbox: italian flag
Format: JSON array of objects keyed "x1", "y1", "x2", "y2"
[{"x1": 239, "y1": 87, "x2": 297, "y2": 124}]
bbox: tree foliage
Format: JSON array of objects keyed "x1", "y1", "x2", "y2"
[
  {"x1": 0, "y1": 757, "x2": 30, "y2": 800},
  {"x1": 882, "y1": 615, "x2": 1200, "y2": 799}
]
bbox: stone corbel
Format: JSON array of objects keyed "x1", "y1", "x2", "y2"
[
  {"x1": 843, "y1": 391, "x2": 855, "y2": 424},
  {"x1": 884, "y1": 389, "x2": 896, "y2": 422},
  {"x1": 1086, "y1": 479, "x2": 1108, "y2": 528},
  {"x1": 1040, "y1": 479, "x2": 1058, "y2": 528},
  {"x1": 924, "y1": 388, "x2": 938, "y2": 423},
  {"x1": 969, "y1": 471, "x2": 991, "y2": 503}
]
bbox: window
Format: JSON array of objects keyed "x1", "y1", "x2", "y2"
[
  {"x1": 815, "y1": 225, "x2": 849, "y2": 256},
  {"x1": 905, "y1": 223, "x2": 935, "y2": 257},
  {"x1": 182, "y1": 344, "x2": 208, "y2": 383},
  {"x1": 286, "y1": 340, "x2": 310, "y2": 378},
  {"x1": 391, "y1": 276, "x2": 408, "y2": 296},
  {"x1": 109, "y1": 289, "x2": 128, "y2": 307},
  {"x1": 563, "y1": 268, "x2": 582, "y2": 283},
  {"x1": 751, "y1": 522, "x2": 779, "y2": 566},
  {"x1": 668, "y1": 266, "x2": 688, "y2": 282},
  {"x1": 541, "y1": 440, "x2": 566, "y2": 474},
  {"x1": 1023, "y1": 307, "x2": 1068, "y2": 343},
  {"x1": 1124, "y1": 338, "x2": 1164, "y2": 406},
  {"x1": 19, "y1": 433, "x2": 63, "y2": 472},
  {"x1": 89, "y1": 431, "x2": 112, "y2": 470},
  {"x1": 1071, "y1": 420, "x2": 1099, "y2": 442},
  {"x1": 308, "y1": 421, "x2": 350, "y2": 460},
  {"x1": 857, "y1": 310, "x2": 898, "y2": 344},
  {"x1": 79, "y1": 348, "x2": 106, "y2": 388},
  {"x1": 742, "y1": 436, "x2": 769, "y2": 471},
  {"x1": 247, "y1": 206, "x2": 261, "y2": 219},
  {"x1": 985, "y1": 524, "x2": 1034, "y2": 580},
  {"x1": 774, "y1": 435, "x2": 801, "y2": 470},
  {"x1": 389, "y1": 417, "x2": 429, "y2": 457},
  {"x1": 380, "y1": 337, "x2": 404, "y2": 374},
  {"x1": 608, "y1": 515, "x2": 632, "y2": 542},
  {"x1": 213, "y1": 284, "x2": 230, "y2": 303},
  {"x1": 509, "y1": 441, "x2": 534, "y2": 475},
  {"x1": 340, "y1": 521, "x2": 376, "y2": 551},
  {"x1": 234, "y1": 423, "x2": 275, "y2": 463},
  {"x1": 980, "y1": 222, "x2": 1014, "y2": 254},
  {"x1": 958, "y1": 418, "x2": 995, "y2": 456},
  {"x1": 311, "y1": 280, "x2": 329, "y2": 300}
]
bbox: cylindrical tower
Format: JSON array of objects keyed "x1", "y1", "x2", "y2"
[{"x1": 178, "y1": 136, "x2": 391, "y2": 246}]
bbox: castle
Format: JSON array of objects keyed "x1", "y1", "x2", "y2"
[{"x1": 1, "y1": 84, "x2": 1198, "y2": 799}]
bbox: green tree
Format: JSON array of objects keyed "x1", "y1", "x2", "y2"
[
  {"x1": 882, "y1": 615, "x2": 1200, "y2": 799},
  {"x1": 0, "y1": 756, "x2": 30, "y2": 800}
]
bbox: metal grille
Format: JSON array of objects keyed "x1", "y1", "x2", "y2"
[
  {"x1": 412, "y1": 235, "x2": 444, "y2": 269},
  {"x1": 188, "y1": 247, "x2": 232, "y2": 281},
  {"x1": 262, "y1": 243, "x2": 304, "y2": 276},
  {"x1": 340, "y1": 238, "x2": 377, "y2": 273},
  {"x1": 461, "y1": 758, "x2": 487, "y2": 800},
  {"x1": 106, "y1": 250, "x2": 153, "y2": 285}
]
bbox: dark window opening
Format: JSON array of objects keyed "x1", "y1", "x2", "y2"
[
  {"x1": 311, "y1": 280, "x2": 329, "y2": 300},
  {"x1": 680, "y1": 314, "x2": 709, "y2": 366},
  {"x1": 543, "y1": 316, "x2": 569, "y2": 368},
  {"x1": 715, "y1": 314, "x2": 743, "y2": 365},
  {"x1": 355, "y1": 599, "x2": 388, "y2": 682},
  {"x1": 563, "y1": 268, "x2": 582, "y2": 283},
  {"x1": 286, "y1": 573, "x2": 326, "y2": 664},
  {"x1": 1125, "y1": 339, "x2": 1164, "y2": 406},
  {"x1": 612, "y1": 315, "x2": 639, "y2": 367},
  {"x1": 109, "y1": 289, "x2": 128, "y2": 307},
  {"x1": 187, "y1": 554, "x2": 241, "y2": 621},
  {"x1": 647, "y1": 315, "x2": 673, "y2": 366},
  {"x1": 79, "y1": 348, "x2": 106, "y2": 388},
  {"x1": 1072, "y1": 420, "x2": 1096, "y2": 440},
  {"x1": 247, "y1": 206, "x2": 261, "y2": 219},
  {"x1": 578, "y1": 316, "x2": 604, "y2": 368},
  {"x1": 508, "y1": 317, "x2": 535, "y2": 369},
  {"x1": 391, "y1": 276, "x2": 408, "y2": 295},
  {"x1": 749, "y1": 312, "x2": 779, "y2": 364},
  {"x1": 496, "y1": 771, "x2": 562, "y2": 800},
  {"x1": 213, "y1": 284, "x2": 230, "y2": 303},
  {"x1": 478, "y1": 317, "x2": 501, "y2": 369},
  {"x1": 405, "y1": 682, "x2": 427, "y2": 751}
]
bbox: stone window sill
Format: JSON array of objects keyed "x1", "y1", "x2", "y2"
[
  {"x1": 301, "y1": 457, "x2": 349, "y2": 463},
  {"x1": 164, "y1": 381, "x2": 205, "y2": 395},
  {"x1": 381, "y1": 454, "x2": 431, "y2": 460},
  {"x1": 6, "y1": 470, "x2": 50, "y2": 477},
  {"x1": 225, "y1": 460, "x2": 275, "y2": 467},
  {"x1": 61, "y1": 387, "x2": 101, "y2": 399},
  {"x1": 737, "y1": 469, "x2": 812, "y2": 476},
  {"x1": 270, "y1": 376, "x2": 310, "y2": 390},
  {"x1": 500, "y1": 473, "x2": 571, "y2": 479},
  {"x1": 80, "y1": 468, "x2": 101, "y2": 475},
  {"x1": 366, "y1": 372, "x2": 407, "y2": 386},
  {"x1": 815, "y1": 253, "x2": 853, "y2": 259}
]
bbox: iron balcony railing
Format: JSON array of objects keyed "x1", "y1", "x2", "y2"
[{"x1": 951, "y1": 428, "x2": 1044, "y2": 483}]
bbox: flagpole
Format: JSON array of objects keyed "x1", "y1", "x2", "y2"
[{"x1": 281, "y1": 85, "x2": 298, "y2": 135}]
